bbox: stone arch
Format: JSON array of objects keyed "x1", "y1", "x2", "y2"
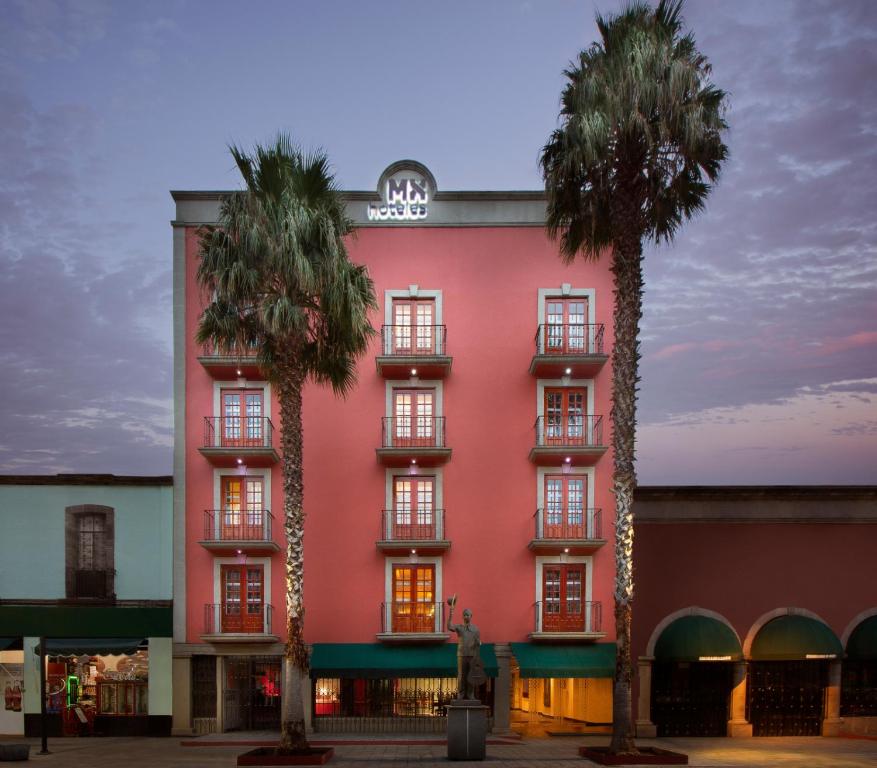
[
  {"x1": 841, "y1": 607, "x2": 877, "y2": 649},
  {"x1": 645, "y1": 606, "x2": 741, "y2": 658},
  {"x1": 742, "y1": 606, "x2": 830, "y2": 659}
]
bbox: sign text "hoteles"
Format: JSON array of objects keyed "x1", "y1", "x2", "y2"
[{"x1": 367, "y1": 177, "x2": 430, "y2": 222}]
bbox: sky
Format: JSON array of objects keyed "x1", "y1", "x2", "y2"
[{"x1": 0, "y1": 0, "x2": 874, "y2": 484}]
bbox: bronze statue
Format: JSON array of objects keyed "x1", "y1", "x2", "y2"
[{"x1": 447, "y1": 595, "x2": 482, "y2": 700}]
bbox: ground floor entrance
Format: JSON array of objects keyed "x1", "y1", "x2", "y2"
[
  {"x1": 651, "y1": 661, "x2": 733, "y2": 737},
  {"x1": 222, "y1": 656, "x2": 281, "y2": 732},
  {"x1": 747, "y1": 660, "x2": 827, "y2": 736}
]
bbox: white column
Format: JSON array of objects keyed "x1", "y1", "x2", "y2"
[
  {"x1": 822, "y1": 660, "x2": 843, "y2": 736},
  {"x1": 171, "y1": 653, "x2": 193, "y2": 735},
  {"x1": 727, "y1": 661, "x2": 753, "y2": 737},
  {"x1": 635, "y1": 657, "x2": 657, "y2": 738},
  {"x1": 492, "y1": 644, "x2": 513, "y2": 734}
]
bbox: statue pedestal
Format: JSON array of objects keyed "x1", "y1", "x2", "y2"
[{"x1": 447, "y1": 699, "x2": 488, "y2": 761}]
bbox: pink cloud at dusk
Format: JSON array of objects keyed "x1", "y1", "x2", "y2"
[{"x1": 651, "y1": 339, "x2": 747, "y2": 361}]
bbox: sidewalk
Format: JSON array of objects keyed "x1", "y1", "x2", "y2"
[{"x1": 4, "y1": 733, "x2": 877, "y2": 767}]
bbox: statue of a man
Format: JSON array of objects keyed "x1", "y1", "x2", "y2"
[{"x1": 447, "y1": 597, "x2": 481, "y2": 700}]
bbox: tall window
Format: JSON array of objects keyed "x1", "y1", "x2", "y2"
[
  {"x1": 221, "y1": 389, "x2": 264, "y2": 447},
  {"x1": 545, "y1": 298, "x2": 588, "y2": 353},
  {"x1": 392, "y1": 299, "x2": 435, "y2": 354},
  {"x1": 65, "y1": 505, "x2": 114, "y2": 599},
  {"x1": 544, "y1": 475, "x2": 587, "y2": 539},
  {"x1": 221, "y1": 476, "x2": 265, "y2": 540},
  {"x1": 392, "y1": 565, "x2": 435, "y2": 633},
  {"x1": 393, "y1": 389, "x2": 435, "y2": 446},
  {"x1": 221, "y1": 564, "x2": 264, "y2": 633},
  {"x1": 544, "y1": 387, "x2": 586, "y2": 445},
  {"x1": 542, "y1": 564, "x2": 585, "y2": 632},
  {"x1": 393, "y1": 477, "x2": 435, "y2": 539}
]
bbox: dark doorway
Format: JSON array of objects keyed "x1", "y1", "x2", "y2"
[
  {"x1": 747, "y1": 661, "x2": 826, "y2": 736},
  {"x1": 651, "y1": 661, "x2": 733, "y2": 737},
  {"x1": 223, "y1": 656, "x2": 281, "y2": 731}
]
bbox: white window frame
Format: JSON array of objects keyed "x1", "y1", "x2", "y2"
[
  {"x1": 385, "y1": 468, "x2": 444, "y2": 539},
  {"x1": 384, "y1": 556, "x2": 443, "y2": 633},
  {"x1": 534, "y1": 555, "x2": 594, "y2": 633}
]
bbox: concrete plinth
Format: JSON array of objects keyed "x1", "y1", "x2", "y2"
[
  {"x1": 636, "y1": 719, "x2": 658, "y2": 738},
  {"x1": 727, "y1": 719, "x2": 753, "y2": 737},
  {"x1": 447, "y1": 700, "x2": 488, "y2": 761}
]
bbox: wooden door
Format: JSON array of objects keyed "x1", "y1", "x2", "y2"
[
  {"x1": 393, "y1": 299, "x2": 435, "y2": 354},
  {"x1": 542, "y1": 565, "x2": 585, "y2": 631},
  {"x1": 393, "y1": 389, "x2": 435, "y2": 447},
  {"x1": 545, "y1": 298, "x2": 588, "y2": 353},
  {"x1": 392, "y1": 565, "x2": 435, "y2": 633},
  {"x1": 544, "y1": 475, "x2": 587, "y2": 539},
  {"x1": 221, "y1": 389, "x2": 263, "y2": 447},
  {"x1": 393, "y1": 477, "x2": 435, "y2": 539},
  {"x1": 221, "y1": 477, "x2": 265, "y2": 540},
  {"x1": 544, "y1": 388, "x2": 586, "y2": 445},
  {"x1": 221, "y1": 565, "x2": 264, "y2": 633}
]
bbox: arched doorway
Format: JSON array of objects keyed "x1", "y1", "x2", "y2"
[
  {"x1": 650, "y1": 614, "x2": 741, "y2": 737},
  {"x1": 842, "y1": 614, "x2": 877, "y2": 724}
]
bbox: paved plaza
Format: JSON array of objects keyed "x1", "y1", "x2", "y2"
[{"x1": 3, "y1": 734, "x2": 877, "y2": 767}]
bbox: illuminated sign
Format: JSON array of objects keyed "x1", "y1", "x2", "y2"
[{"x1": 368, "y1": 163, "x2": 433, "y2": 222}]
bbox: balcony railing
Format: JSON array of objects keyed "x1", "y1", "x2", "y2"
[
  {"x1": 381, "y1": 417, "x2": 446, "y2": 448},
  {"x1": 203, "y1": 509, "x2": 273, "y2": 542},
  {"x1": 534, "y1": 415, "x2": 603, "y2": 447},
  {"x1": 200, "y1": 342, "x2": 259, "y2": 359},
  {"x1": 381, "y1": 602, "x2": 444, "y2": 634},
  {"x1": 70, "y1": 569, "x2": 115, "y2": 599},
  {"x1": 203, "y1": 417, "x2": 274, "y2": 449},
  {"x1": 535, "y1": 324, "x2": 604, "y2": 356},
  {"x1": 534, "y1": 600, "x2": 602, "y2": 634},
  {"x1": 534, "y1": 508, "x2": 602, "y2": 540},
  {"x1": 381, "y1": 325, "x2": 447, "y2": 356},
  {"x1": 381, "y1": 509, "x2": 446, "y2": 541},
  {"x1": 204, "y1": 603, "x2": 273, "y2": 636}
]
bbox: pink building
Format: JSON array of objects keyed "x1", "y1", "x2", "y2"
[{"x1": 170, "y1": 161, "x2": 618, "y2": 734}]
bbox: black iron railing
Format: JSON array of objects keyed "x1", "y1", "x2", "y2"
[
  {"x1": 71, "y1": 569, "x2": 115, "y2": 599},
  {"x1": 534, "y1": 507, "x2": 602, "y2": 540},
  {"x1": 203, "y1": 416, "x2": 274, "y2": 449},
  {"x1": 534, "y1": 600, "x2": 601, "y2": 633},
  {"x1": 381, "y1": 509, "x2": 446, "y2": 541},
  {"x1": 381, "y1": 602, "x2": 444, "y2": 634},
  {"x1": 534, "y1": 415, "x2": 603, "y2": 447},
  {"x1": 381, "y1": 325, "x2": 447, "y2": 356},
  {"x1": 203, "y1": 509, "x2": 273, "y2": 541},
  {"x1": 381, "y1": 417, "x2": 446, "y2": 449},
  {"x1": 535, "y1": 323, "x2": 604, "y2": 355},
  {"x1": 204, "y1": 603, "x2": 273, "y2": 635}
]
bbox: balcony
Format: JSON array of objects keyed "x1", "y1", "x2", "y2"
[
  {"x1": 198, "y1": 510, "x2": 279, "y2": 553},
  {"x1": 376, "y1": 602, "x2": 447, "y2": 643},
  {"x1": 377, "y1": 509, "x2": 450, "y2": 554},
  {"x1": 197, "y1": 342, "x2": 263, "y2": 379},
  {"x1": 376, "y1": 325, "x2": 451, "y2": 379},
  {"x1": 530, "y1": 324, "x2": 608, "y2": 377},
  {"x1": 530, "y1": 601, "x2": 605, "y2": 642},
  {"x1": 201, "y1": 603, "x2": 279, "y2": 643},
  {"x1": 199, "y1": 417, "x2": 279, "y2": 466},
  {"x1": 376, "y1": 417, "x2": 451, "y2": 467},
  {"x1": 529, "y1": 508, "x2": 605, "y2": 555},
  {"x1": 68, "y1": 569, "x2": 115, "y2": 601},
  {"x1": 529, "y1": 415, "x2": 607, "y2": 466}
]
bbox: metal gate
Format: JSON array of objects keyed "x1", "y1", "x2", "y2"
[
  {"x1": 747, "y1": 661, "x2": 826, "y2": 736},
  {"x1": 223, "y1": 656, "x2": 282, "y2": 731},
  {"x1": 651, "y1": 661, "x2": 732, "y2": 737}
]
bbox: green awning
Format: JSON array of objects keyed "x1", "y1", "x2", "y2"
[
  {"x1": 511, "y1": 642, "x2": 615, "y2": 678},
  {"x1": 0, "y1": 637, "x2": 20, "y2": 651},
  {"x1": 846, "y1": 616, "x2": 877, "y2": 660},
  {"x1": 0, "y1": 606, "x2": 172, "y2": 638},
  {"x1": 654, "y1": 616, "x2": 742, "y2": 662},
  {"x1": 750, "y1": 615, "x2": 843, "y2": 661},
  {"x1": 310, "y1": 643, "x2": 498, "y2": 679},
  {"x1": 43, "y1": 638, "x2": 145, "y2": 656}
]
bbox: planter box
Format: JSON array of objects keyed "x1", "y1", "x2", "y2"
[
  {"x1": 0, "y1": 744, "x2": 30, "y2": 762},
  {"x1": 579, "y1": 746, "x2": 688, "y2": 765},
  {"x1": 237, "y1": 747, "x2": 334, "y2": 766}
]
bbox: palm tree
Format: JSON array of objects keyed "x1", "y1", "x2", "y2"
[
  {"x1": 196, "y1": 135, "x2": 377, "y2": 752},
  {"x1": 540, "y1": 0, "x2": 727, "y2": 753}
]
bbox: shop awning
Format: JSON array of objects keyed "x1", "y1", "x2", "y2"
[
  {"x1": 750, "y1": 615, "x2": 843, "y2": 661},
  {"x1": 0, "y1": 637, "x2": 20, "y2": 651},
  {"x1": 310, "y1": 643, "x2": 498, "y2": 679},
  {"x1": 0, "y1": 606, "x2": 172, "y2": 638},
  {"x1": 846, "y1": 616, "x2": 877, "y2": 660},
  {"x1": 43, "y1": 638, "x2": 145, "y2": 656},
  {"x1": 654, "y1": 615, "x2": 742, "y2": 662},
  {"x1": 511, "y1": 642, "x2": 615, "y2": 678}
]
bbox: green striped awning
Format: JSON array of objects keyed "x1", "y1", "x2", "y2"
[
  {"x1": 511, "y1": 642, "x2": 615, "y2": 678},
  {"x1": 43, "y1": 638, "x2": 145, "y2": 656},
  {"x1": 846, "y1": 616, "x2": 877, "y2": 660},
  {"x1": 310, "y1": 643, "x2": 498, "y2": 679},
  {"x1": 654, "y1": 616, "x2": 742, "y2": 662},
  {"x1": 0, "y1": 606, "x2": 172, "y2": 638},
  {"x1": 750, "y1": 615, "x2": 843, "y2": 661}
]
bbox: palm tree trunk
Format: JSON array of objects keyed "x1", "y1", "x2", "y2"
[
  {"x1": 277, "y1": 359, "x2": 309, "y2": 753},
  {"x1": 608, "y1": 224, "x2": 644, "y2": 754}
]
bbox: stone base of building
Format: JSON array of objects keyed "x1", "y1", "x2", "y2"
[
  {"x1": 822, "y1": 717, "x2": 843, "y2": 736},
  {"x1": 635, "y1": 720, "x2": 657, "y2": 738},
  {"x1": 840, "y1": 716, "x2": 877, "y2": 737},
  {"x1": 727, "y1": 719, "x2": 753, "y2": 737}
]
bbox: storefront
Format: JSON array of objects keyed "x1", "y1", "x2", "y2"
[
  {"x1": 842, "y1": 614, "x2": 877, "y2": 734},
  {"x1": 310, "y1": 643, "x2": 497, "y2": 733},
  {"x1": 510, "y1": 643, "x2": 614, "y2": 730},
  {"x1": 1, "y1": 639, "x2": 24, "y2": 736}
]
